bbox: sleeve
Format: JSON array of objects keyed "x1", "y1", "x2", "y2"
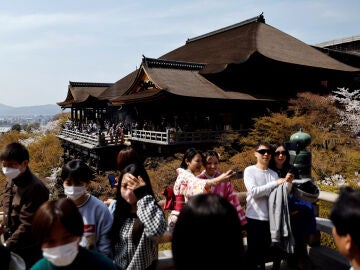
[
  {"x1": 7, "y1": 183, "x2": 49, "y2": 248},
  {"x1": 185, "y1": 175, "x2": 208, "y2": 199},
  {"x1": 173, "y1": 169, "x2": 207, "y2": 200},
  {"x1": 244, "y1": 168, "x2": 277, "y2": 199},
  {"x1": 95, "y1": 203, "x2": 114, "y2": 258},
  {"x1": 136, "y1": 195, "x2": 167, "y2": 238},
  {"x1": 1, "y1": 183, "x2": 11, "y2": 228},
  {"x1": 225, "y1": 183, "x2": 247, "y2": 226}
]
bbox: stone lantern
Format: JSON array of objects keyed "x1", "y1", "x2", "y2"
[{"x1": 288, "y1": 129, "x2": 312, "y2": 179}]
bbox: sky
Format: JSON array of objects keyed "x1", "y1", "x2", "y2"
[{"x1": 0, "y1": 0, "x2": 359, "y2": 107}]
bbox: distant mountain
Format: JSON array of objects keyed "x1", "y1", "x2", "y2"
[{"x1": 0, "y1": 103, "x2": 62, "y2": 116}]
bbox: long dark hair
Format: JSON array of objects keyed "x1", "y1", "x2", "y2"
[
  {"x1": 269, "y1": 143, "x2": 297, "y2": 178},
  {"x1": 180, "y1": 148, "x2": 202, "y2": 169},
  {"x1": 111, "y1": 162, "x2": 161, "y2": 245}
]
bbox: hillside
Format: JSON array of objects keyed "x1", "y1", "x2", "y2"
[{"x1": 0, "y1": 103, "x2": 62, "y2": 116}]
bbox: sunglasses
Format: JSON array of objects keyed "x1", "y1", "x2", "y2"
[
  {"x1": 256, "y1": 149, "x2": 272, "y2": 155},
  {"x1": 274, "y1": 151, "x2": 287, "y2": 156}
]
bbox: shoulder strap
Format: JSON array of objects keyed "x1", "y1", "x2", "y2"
[{"x1": 7, "y1": 183, "x2": 15, "y2": 230}]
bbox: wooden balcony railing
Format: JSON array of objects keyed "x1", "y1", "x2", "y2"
[
  {"x1": 57, "y1": 128, "x2": 245, "y2": 147},
  {"x1": 57, "y1": 129, "x2": 131, "y2": 148}
]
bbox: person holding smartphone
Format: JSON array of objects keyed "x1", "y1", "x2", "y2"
[{"x1": 197, "y1": 149, "x2": 247, "y2": 227}]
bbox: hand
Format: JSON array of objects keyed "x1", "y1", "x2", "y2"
[
  {"x1": 211, "y1": 170, "x2": 236, "y2": 186},
  {"x1": 104, "y1": 198, "x2": 114, "y2": 206},
  {"x1": 276, "y1": 178, "x2": 287, "y2": 185},
  {"x1": 122, "y1": 173, "x2": 146, "y2": 191},
  {"x1": 285, "y1": 173, "x2": 294, "y2": 183},
  {"x1": 277, "y1": 173, "x2": 294, "y2": 185},
  {"x1": 224, "y1": 169, "x2": 237, "y2": 180}
]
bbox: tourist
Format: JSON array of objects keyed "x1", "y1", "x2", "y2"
[
  {"x1": 244, "y1": 141, "x2": 292, "y2": 269},
  {"x1": 0, "y1": 142, "x2": 49, "y2": 269},
  {"x1": 168, "y1": 147, "x2": 236, "y2": 232},
  {"x1": 30, "y1": 198, "x2": 117, "y2": 270},
  {"x1": 104, "y1": 146, "x2": 142, "y2": 213},
  {"x1": 60, "y1": 159, "x2": 113, "y2": 258},
  {"x1": 0, "y1": 243, "x2": 26, "y2": 270},
  {"x1": 269, "y1": 142, "x2": 316, "y2": 268},
  {"x1": 111, "y1": 162, "x2": 167, "y2": 269},
  {"x1": 172, "y1": 193, "x2": 247, "y2": 270},
  {"x1": 330, "y1": 187, "x2": 360, "y2": 270},
  {"x1": 197, "y1": 149, "x2": 247, "y2": 227}
]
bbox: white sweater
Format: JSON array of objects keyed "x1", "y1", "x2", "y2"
[{"x1": 244, "y1": 165, "x2": 278, "y2": 221}]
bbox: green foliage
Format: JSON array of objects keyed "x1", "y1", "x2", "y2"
[{"x1": 11, "y1": 123, "x2": 21, "y2": 132}]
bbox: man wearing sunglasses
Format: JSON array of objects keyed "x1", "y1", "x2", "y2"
[{"x1": 244, "y1": 142, "x2": 292, "y2": 270}]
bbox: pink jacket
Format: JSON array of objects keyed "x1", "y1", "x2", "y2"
[{"x1": 197, "y1": 170, "x2": 247, "y2": 226}]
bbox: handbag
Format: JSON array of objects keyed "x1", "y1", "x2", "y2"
[{"x1": 162, "y1": 187, "x2": 175, "y2": 210}]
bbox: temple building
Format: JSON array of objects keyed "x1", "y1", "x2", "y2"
[{"x1": 57, "y1": 13, "x2": 360, "y2": 172}]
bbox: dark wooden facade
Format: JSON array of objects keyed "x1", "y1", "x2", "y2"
[{"x1": 57, "y1": 14, "x2": 360, "y2": 171}]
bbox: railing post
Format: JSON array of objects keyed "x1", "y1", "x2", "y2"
[
  {"x1": 166, "y1": 129, "x2": 171, "y2": 144},
  {"x1": 309, "y1": 202, "x2": 322, "y2": 246}
]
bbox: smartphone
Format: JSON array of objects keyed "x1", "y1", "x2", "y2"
[
  {"x1": 233, "y1": 169, "x2": 243, "y2": 178},
  {"x1": 108, "y1": 173, "x2": 117, "y2": 188}
]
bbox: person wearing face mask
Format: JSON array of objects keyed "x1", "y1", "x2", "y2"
[
  {"x1": 30, "y1": 198, "x2": 117, "y2": 270},
  {"x1": 60, "y1": 159, "x2": 113, "y2": 259},
  {"x1": 0, "y1": 142, "x2": 49, "y2": 269}
]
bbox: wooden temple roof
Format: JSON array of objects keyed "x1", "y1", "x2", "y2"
[
  {"x1": 110, "y1": 57, "x2": 274, "y2": 105},
  {"x1": 57, "y1": 81, "x2": 114, "y2": 108},
  {"x1": 57, "y1": 14, "x2": 360, "y2": 108},
  {"x1": 160, "y1": 14, "x2": 358, "y2": 73}
]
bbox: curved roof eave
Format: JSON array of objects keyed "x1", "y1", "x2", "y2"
[
  {"x1": 256, "y1": 23, "x2": 359, "y2": 72},
  {"x1": 97, "y1": 70, "x2": 139, "y2": 100},
  {"x1": 109, "y1": 90, "x2": 164, "y2": 105},
  {"x1": 142, "y1": 67, "x2": 274, "y2": 101}
]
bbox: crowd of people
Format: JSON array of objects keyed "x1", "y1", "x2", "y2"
[{"x1": 0, "y1": 142, "x2": 358, "y2": 270}]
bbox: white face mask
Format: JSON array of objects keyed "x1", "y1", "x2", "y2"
[
  {"x1": 42, "y1": 240, "x2": 79, "y2": 267},
  {"x1": 64, "y1": 185, "x2": 86, "y2": 201},
  {"x1": 2, "y1": 167, "x2": 21, "y2": 181}
]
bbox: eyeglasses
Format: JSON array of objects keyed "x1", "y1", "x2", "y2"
[
  {"x1": 274, "y1": 151, "x2": 287, "y2": 156},
  {"x1": 256, "y1": 149, "x2": 272, "y2": 155}
]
